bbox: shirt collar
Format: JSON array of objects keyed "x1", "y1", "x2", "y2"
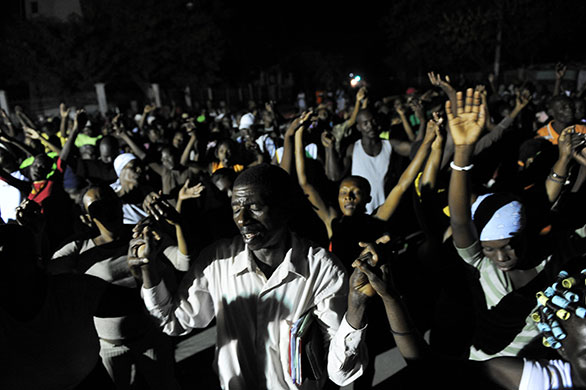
[{"x1": 231, "y1": 232, "x2": 310, "y2": 280}]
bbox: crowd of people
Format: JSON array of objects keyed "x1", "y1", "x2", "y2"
[{"x1": 1, "y1": 62, "x2": 585, "y2": 390}]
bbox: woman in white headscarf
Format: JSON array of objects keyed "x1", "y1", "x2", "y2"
[{"x1": 447, "y1": 89, "x2": 554, "y2": 361}]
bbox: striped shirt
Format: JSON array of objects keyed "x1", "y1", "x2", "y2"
[{"x1": 456, "y1": 241, "x2": 551, "y2": 361}]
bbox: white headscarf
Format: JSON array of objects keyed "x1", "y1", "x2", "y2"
[
  {"x1": 113, "y1": 153, "x2": 137, "y2": 178},
  {"x1": 238, "y1": 113, "x2": 255, "y2": 130},
  {"x1": 471, "y1": 193, "x2": 524, "y2": 241}
]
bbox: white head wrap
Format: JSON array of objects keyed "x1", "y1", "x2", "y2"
[
  {"x1": 113, "y1": 153, "x2": 137, "y2": 178},
  {"x1": 239, "y1": 113, "x2": 255, "y2": 130},
  {"x1": 471, "y1": 193, "x2": 524, "y2": 241}
]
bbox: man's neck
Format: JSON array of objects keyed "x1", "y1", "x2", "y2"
[
  {"x1": 251, "y1": 230, "x2": 290, "y2": 278},
  {"x1": 552, "y1": 120, "x2": 571, "y2": 133},
  {"x1": 361, "y1": 136, "x2": 382, "y2": 156}
]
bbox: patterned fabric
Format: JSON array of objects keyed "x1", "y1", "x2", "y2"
[{"x1": 456, "y1": 241, "x2": 551, "y2": 360}]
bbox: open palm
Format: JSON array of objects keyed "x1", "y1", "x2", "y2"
[{"x1": 446, "y1": 88, "x2": 486, "y2": 146}]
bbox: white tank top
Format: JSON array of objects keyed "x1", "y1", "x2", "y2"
[{"x1": 351, "y1": 139, "x2": 392, "y2": 214}]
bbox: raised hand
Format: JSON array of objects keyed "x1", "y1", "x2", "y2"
[
  {"x1": 555, "y1": 62, "x2": 567, "y2": 80},
  {"x1": 514, "y1": 88, "x2": 532, "y2": 112},
  {"x1": 446, "y1": 88, "x2": 486, "y2": 146},
  {"x1": 558, "y1": 126, "x2": 574, "y2": 159},
  {"x1": 321, "y1": 131, "x2": 334, "y2": 149},
  {"x1": 128, "y1": 224, "x2": 162, "y2": 268},
  {"x1": 178, "y1": 179, "x2": 205, "y2": 202},
  {"x1": 59, "y1": 103, "x2": 71, "y2": 119},
  {"x1": 394, "y1": 99, "x2": 405, "y2": 115},
  {"x1": 430, "y1": 113, "x2": 445, "y2": 150},
  {"x1": 428, "y1": 71, "x2": 454, "y2": 93},
  {"x1": 356, "y1": 86, "x2": 367, "y2": 102},
  {"x1": 0, "y1": 109, "x2": 12, "y2": 126},
  {"x1": 423, "y1": 112, "x2": 443, "y2": 144},
  {"x1": 24, "y1": 126, "x2": 41, "y2": 140},
  {"x1": 143, "y1": 104, "x2": 156, "y2": 115}
]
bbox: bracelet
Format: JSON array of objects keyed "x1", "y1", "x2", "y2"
[
  {"x1": 547, "y1": 175, "x2": 566, "y2": 184},
  {"x1": 390, "y1": 327, "x2": 416, "y2": 336},
  {"x1": 450, "y1": 161, "x2": 475, "y2": 172},
  {"x1": 550, "y1": 170, "x2": 567, "y2": 180}
]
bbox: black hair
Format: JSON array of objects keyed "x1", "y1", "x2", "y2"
[
  {"x1": 341, "y1": 175, "x2": 371, "y2": 196},
  {"x1": 233, "y1": 164, "x2": 295, "y2": 212},
  {"x1": 212, "y1": 167, "x2": 236, "y2": 184}
]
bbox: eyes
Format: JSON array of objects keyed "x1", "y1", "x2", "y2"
[
  {"x1": 232, "y1": 203, "x2": 264, "y2": 215},
  {"x1": 482, "y1": 244, "x2": 513, "y2": 253}
]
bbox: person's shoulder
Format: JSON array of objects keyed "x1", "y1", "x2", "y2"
[
  {"x1": 297, "y1": 234, "x2": 346, "y2": 276},
  {"x1": 197, "y1": 235, "x2": 246, "y2": 265}
]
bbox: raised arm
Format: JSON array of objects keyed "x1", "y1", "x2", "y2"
[
  {"x1": 375, "y1": 116, "x2": 440, "y2": 221},
  {"x1": 59, "y1": 110, "x2": 85, "y2": 163},
  {"x1": 419, "y1": 114, "x2": 444, "y2": 192},
  {"x1": 352, "y1": 240, "x2": 430, "y2": 360},
  {"x1": 138, "y1": 104, "x2": 155, "y2": 132},
  {"x1": 59, "y1": 103, "x2": 71, "y2": 138},
  {"x1": 295, "y1": 125, "x2": 337, "y2": 237},
  {"x1": 112, "y1": 116, "x2": 148, "y2": 161},
  {"x1": 346, "y1": 87, "x2": 367, "y2": 129},
  {"x1": 553, "y1": 62, "x2": 567, "y2": 97},
  {"x1": 0, "y1": 109, "x2": 16, "y2": 137},
  {"x1": 24, "y1": 126, "x2": 61, "y2": 155},
  {"x1": 280, "y1": 113, "x2": 306, "y2": 174},
  {"x1": 546, "y1": 126, "x2": 574, "y2": 202},
  {"x1": 180, "y1": 121, "x2": 197, "y2": 166},
  {"x1": 409, "y1": 98, "x2": 427, "y2": 142},
  {"x1": 394, "y1": 100, "x2": 416, "y2": 142},
  {"x1": 447, "y1": 89, "x2": 486, "y2": 249},
  {"x1": 428, "y1": 72, "x2": 457, "y2": 116}
]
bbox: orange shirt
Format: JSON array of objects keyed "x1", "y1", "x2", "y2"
[
  {"x1": 535, "y1": 121, "x2": 586, "y2": 145},
  {"x1": 211, "y1": 161, "x2": 244, "y2": 174}
]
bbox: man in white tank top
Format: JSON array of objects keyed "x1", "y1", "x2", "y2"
[{"x1": 325, "y1": 109, "x2": 412, "y2": 214}]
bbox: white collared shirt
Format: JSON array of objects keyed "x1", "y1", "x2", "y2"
[{"x1": 143, "y1": 233, "x2": 367, "y2": 389}]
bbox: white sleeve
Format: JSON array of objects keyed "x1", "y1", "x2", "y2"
[
  {"x1": 311, "y1": 254, "x2": 367, "y2": 386},
  {"x1": 519, "y1": 359, "x2": 573, "y2": 390},
  {"x1": 142, "y1": 264, "x2": 215, "y2": 336},
  {"x1": 326, "y1": 313, "x2": 367, "y2": 386},
  {"x1": 162, "y1": 245, "x2": 191, "y2": 272}
]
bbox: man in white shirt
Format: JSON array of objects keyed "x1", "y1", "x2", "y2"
[{"x1": 131, "y1": 164, "x2": 369, "y2": 389}]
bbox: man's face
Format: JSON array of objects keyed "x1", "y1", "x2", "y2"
[
  {"x1": 161, "y1": 148, "x2": 176, "y2": 170},
  {"x1": 119, "y1": 159, "x2": 144, "y2": 190},
  {"x1": 338, "y1": 178, "x2": 369, "y2": 216},
  {"x1": 550, "y1": 99, "x2": 575, "y2": 125},
  {"x1": 217, "y1": 143, "x2": 232, "y2": 164},
  {"x1": 99, "y1": 142, "x2": 116, "y2": 164},
  {"x1": 79, "y1": 145, "x2": 98, "y2": 160},
  {"x1": 356, "y1": 111, "x2": 378, "y2": 138},
  {"x1": 481, "y1": 237, "x2": 521, "y2": 272},
  {"x1": 172, "y1": 132, "x2": 185, "y2": 149},
  {"x1": 231, "y1": 184, "x2": 287, "y2": 251},
  {"x1": 30, "y1": 155, "x2": 52, "y2": 181}
]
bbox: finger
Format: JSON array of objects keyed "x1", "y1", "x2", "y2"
[
  {"x1": 464, "y1": 88, "x2": 474, "y2": 113},
  {"x1": 471, "y1": 90, "x2": 481, "y2": 115},
  {"x1": 456, "y1": 91, "x2": 464, "y2": 115},
  {"x1": 128, "y1": 258, "x2": 149, "y2": 267},
  {"x1": 477, "y1": 103, "x2": 486, "y2": 128},
  {"x1": 445, "y1": 100, "x2": 454, "y2": 122}
]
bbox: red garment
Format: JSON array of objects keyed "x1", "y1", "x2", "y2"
[{"x1": 27, "y1": 157, "x2": 64, "y2": 210}]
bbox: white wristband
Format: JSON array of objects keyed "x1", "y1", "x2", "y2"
[{"x1": 450, "y1": 161, "x2": 474, "y2": 171}]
